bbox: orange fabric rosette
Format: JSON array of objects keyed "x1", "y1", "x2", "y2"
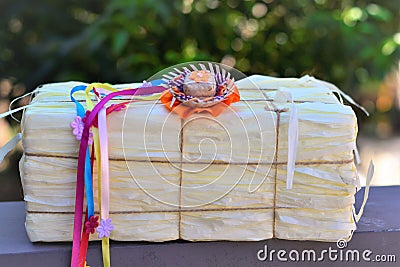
[{"x1": 160, "y1": 86, "x2": 240, "y2": 119}]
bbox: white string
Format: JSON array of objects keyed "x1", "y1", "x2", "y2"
[
  {"x1": 305, "y1": 75, "x2": 369, "y2": 116},
  {"x1": 7, "y1": 90, "x2": 37, "y2": 122},
  {"x1": 354, "y1": 144, "x2": 361, "y2": 165}
]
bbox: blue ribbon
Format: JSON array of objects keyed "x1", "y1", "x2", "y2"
[{"x1": 70, "y1": 85, "x2": 94, "y2": 218}]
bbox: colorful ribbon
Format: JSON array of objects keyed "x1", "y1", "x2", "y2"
[
  {"x1": 70, "y1": 85, "x2": 165, "y2": 267},
  {"x1": 84, "y1": 84, "x2": 117, "y2": 267}
]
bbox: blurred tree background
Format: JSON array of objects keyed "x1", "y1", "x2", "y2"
[{"x1": 0, "y1": 0, "x2": 399, "y2": 200}]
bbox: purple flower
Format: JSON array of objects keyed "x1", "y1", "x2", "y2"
[
  {"x1": 71, "y1": 116, "x2": 93, "y2": 145},
  {"x1": 71, "y1": 116, "x2": 84, "y2": 140},
  {"x1": 85, "y1": 215, "x2": 99, "y2": 234},
  {"x1": 97, "y1": 218, "x2": 114, "y2": 238}
]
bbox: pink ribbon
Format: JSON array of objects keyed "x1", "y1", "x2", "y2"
[
  {"x1": 98, "y1": 107, "x2": 110, "y2": 220},
  {"x1": 71, "y1": 86, "x2": 165, "y2": 267}
]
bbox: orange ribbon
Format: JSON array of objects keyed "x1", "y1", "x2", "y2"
[{"x1": 160, "y1": 87, "x2": 240, "y2": 119}]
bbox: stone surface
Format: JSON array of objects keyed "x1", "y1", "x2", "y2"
[{"x1": 0, "y1": 186, "x2": 398, "y2": 266}]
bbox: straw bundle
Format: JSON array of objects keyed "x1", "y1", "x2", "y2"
[{"x1": 20, "y1": 75, "x2": 359, "y2": 242}]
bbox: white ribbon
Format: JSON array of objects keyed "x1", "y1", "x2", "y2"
[
  {"x1": 353, "y1": 160, "x2": 374, "y2": 222},
  {"x1": 0, "y1": 105, "x2": 30, "y2": 120},
  {"x1": 274, "y1": 90, "x2": 299, "y2": 189},
  {"x1": 0, "y1": 133, "x2": 22, "y2": 165},
  {"x1": 287, "y1": 102, "x2": 298, "y2": 189},
  {"x1": 353, "y1": 144, "x2": 361, "y2": 165}
]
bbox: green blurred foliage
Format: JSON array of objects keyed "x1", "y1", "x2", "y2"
[{"x1": 0, "y1": 0, "x2": 399, "y2": 133}]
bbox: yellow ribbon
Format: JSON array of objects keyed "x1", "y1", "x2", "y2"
[{"x1": 85, "y1": 83, "x2": 116, "y2": 267}]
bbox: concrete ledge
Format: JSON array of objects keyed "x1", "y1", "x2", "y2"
[{"x1": 0, "y1": 186, "x2": 399, "y2": 266}]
